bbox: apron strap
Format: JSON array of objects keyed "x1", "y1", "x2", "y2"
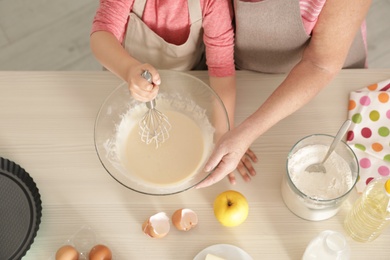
[
  {"x1": 132, "y1": 0, "x2": 147, "y2": 18},
  {"x1": 188, "y1": 0, "x2": 202, "y2": 23},
  {"x1": 132, "y1": 0, "x2": 201, "y2": 23}
]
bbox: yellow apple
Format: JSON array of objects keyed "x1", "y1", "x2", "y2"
[{"x1": 213, "y1": 190, "x2": 249, "y2": 227}]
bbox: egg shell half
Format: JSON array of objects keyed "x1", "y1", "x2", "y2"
[{"x1": 171, "y1": 208, "x2": 198, "y2": 231}]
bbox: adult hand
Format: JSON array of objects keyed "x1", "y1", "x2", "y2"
[
  {"x1": 127, "y1": 64, "x2": 161, "y2": 102},
  {"x1": 196, "y1": 129, "x2": 257, "y2": 188}
]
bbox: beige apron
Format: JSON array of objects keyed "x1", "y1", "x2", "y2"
[
  {"x1": 234, "y1": 0, "x2": 366, "y2": 73},
  {"x1": 123, "y1": 0, "x2": 206, "y2": 70}
]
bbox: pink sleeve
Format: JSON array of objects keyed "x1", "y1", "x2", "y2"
[
  {"x1": 202, "y1": 0, "x2": 235, "y2": 77},
  {"x1": 300, "y1": 0, "x2": 326, "y2": 34},
  {"x1": 300, "y1": 0, "x2": 367, "y2": 65},
  {"x1": 91, "y1": 0, "x2": 133, "y2": 43}
]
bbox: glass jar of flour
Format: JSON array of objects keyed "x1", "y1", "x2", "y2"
[{"x1": 281, "y1": 134, "x2": 359, "y2": 221}]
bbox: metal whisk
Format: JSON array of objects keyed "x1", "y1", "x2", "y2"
[{"x1": 139, "y1": 70, "x2": 171, "y2": 148}]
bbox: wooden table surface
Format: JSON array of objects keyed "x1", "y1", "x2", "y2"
[{"x1": 0, "y1": 70, "x2": 389, "y2": 259}]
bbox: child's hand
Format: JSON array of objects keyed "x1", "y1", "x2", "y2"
[
  {"x1": 196, "y1": 128, "x2": 257, "y2": 189},
  {"x1": 227, "y1": 148, "x2": 257, "y2": 184},
  {"x1": 127, "y1": 64, "x2": 161, "y2": 102}
]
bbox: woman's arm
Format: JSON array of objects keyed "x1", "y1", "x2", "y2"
[{"x1": 197, "y1": 0, "x2": 372, "y2": 188}]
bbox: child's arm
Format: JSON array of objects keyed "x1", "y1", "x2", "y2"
[
  {"x1": 209, "y1": 76, "x2": 257, "y2": 185},
  {"x1": 90, "y1": 30, "x2": 160, "y2": 102}
]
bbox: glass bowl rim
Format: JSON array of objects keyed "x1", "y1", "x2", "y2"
[{"x1": 285, "y1": 133, "x2": 360, "y2": 202}]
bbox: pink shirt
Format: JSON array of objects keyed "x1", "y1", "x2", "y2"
[
  {"x1": 300, "y1": 0, "x2": 327, "y2": 33},
  {"x1": 92, "y1": 0, "x2": 235, "y2": 77},
  {"x1": 92, "y1": 0, "x2": 366, "y2": 76},
  {"x1": 299, "y1": 0, "x2": 366, "y2": 51}
]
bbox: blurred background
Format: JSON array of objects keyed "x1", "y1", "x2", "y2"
[{"x1": 0, "y1": 0, "x2": 389, "y2": 70}]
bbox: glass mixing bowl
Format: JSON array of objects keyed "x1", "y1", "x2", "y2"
[{"x1": 94, "y1": 70, "x2": 229, "y2": 195}]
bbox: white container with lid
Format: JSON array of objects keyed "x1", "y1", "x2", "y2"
[{"x1": 302, "y1": 230, "x2": 350, "y2": 260}]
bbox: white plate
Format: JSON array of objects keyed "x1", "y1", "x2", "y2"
[{"x1": 193, "y1": 244, "x2": 253, "y2": 260}]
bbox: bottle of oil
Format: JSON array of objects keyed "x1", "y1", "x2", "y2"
[{"x1": 344, "y1": 178, "x2": 390, "y2": 242}]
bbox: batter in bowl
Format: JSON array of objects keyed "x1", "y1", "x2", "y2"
[{"x1": 115, "y1": 98, "x2": 214, "y2": 187}]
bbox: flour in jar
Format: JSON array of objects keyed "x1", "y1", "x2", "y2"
[{"x1": 288, "y1": 144, "x2": 353, "y2": 200}]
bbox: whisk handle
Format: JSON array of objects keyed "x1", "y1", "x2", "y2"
[
  {"x1": 146, "y1": 99, "x2": 156, "y2": 109},
  {"x1": 141, "y1": 70, "x2": 153, "y2": 83},
  {"x1": 142, "y1": 70, "x2": 157, "y2": 109}
]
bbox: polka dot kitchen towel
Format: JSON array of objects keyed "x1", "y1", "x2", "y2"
[{"x1": 347, "y1": 78, "x2": 390, "y2": 193}]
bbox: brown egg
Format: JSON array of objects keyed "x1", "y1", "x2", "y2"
[
  {"x1": 171, "y1": 208, "x2": 198, "y2": 231},
  {"x1": 89, "y1": 244, "x2": 112, "y2": 260},
  {"x1": 55, "y1": 245, "x2": 79, "y2": 260}
]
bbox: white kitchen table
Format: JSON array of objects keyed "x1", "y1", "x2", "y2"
[{"x1": 0, "y1": 70, "x2": 389, "y2": 259}]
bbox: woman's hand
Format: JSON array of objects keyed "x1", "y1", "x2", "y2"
[
  {"x1": 196, "y1": 128, "x2": 257, "y2": 188},
  {"x1": 127, "y1": 64, "x2": 161, "y2": 102}
]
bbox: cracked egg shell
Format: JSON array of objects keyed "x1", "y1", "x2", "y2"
[
  {"x1": 142, "y1": 212, "x2": 170, "y2": 238},
  {"x1": 171, "y1": 208, "x2": 198, "y2": 231}
]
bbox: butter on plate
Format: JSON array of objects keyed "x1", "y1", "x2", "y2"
[{"x1": 205, "y1": 253, "x2": 225, "y2": 260}]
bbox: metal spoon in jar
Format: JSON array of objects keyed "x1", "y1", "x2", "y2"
[{"x1": 305, "y1": 119, "x2": 352, "y2": 174}]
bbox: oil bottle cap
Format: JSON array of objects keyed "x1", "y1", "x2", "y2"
[{"x1": 385, "y1": 179, "x2": 390, "y2": 194}]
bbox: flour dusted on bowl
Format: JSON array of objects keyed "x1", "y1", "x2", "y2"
[{"x1": 288, "y1": 144, "x2": 353, "y2": 200}]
